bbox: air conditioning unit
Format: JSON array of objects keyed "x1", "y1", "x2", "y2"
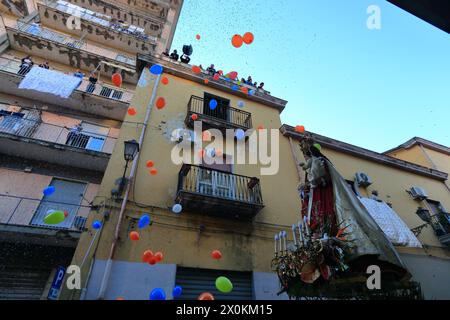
[
  {"x1": 355, "y1": 172, "x2": 373, "y2": 188},
  {"x1": 410, "y1": 186, "x2": 428, "y2": 200},
  {"x1": 171, "y1": 128, "x2": 197, "y2": 145}
]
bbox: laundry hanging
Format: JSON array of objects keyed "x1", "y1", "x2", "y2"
[
  {"x1": 18, "y1": 67, "x2": 82, "y2": 99},
  {"x1": 359, "y1": 197, "x2": 422, "y2": 248}
]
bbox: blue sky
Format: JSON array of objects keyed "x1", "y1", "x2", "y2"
[{"x1": 170, "y1": 0, "x2": 450, "y2": 152}]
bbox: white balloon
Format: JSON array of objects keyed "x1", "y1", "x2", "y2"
[
  {"x1": 237, "y1": 101, "x2": 245, "y2": 108},
  {"x1": 172, "y1": 204, "x2": 182, "y2": 214},
  {"x1": 235, "y1": 129, "x2": 245, "y2": 140}
]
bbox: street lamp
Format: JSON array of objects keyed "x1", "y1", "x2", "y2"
[{"x1": 113, "y1": 140, "x2": 139, "y2": 197}]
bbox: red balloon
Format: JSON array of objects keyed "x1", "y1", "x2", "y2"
[
  {"x1": 146, "y1": 160, "x2": 154, "y2": 168},
  {"x1": 204, "y1": 79, "x2": 209, "y2": 84},
  {"x1": 112, "y1": 73, "x2": 122, "y2": 87},
  {"x1": 211, "y1": 250, "x2": 222, "y2": 260},
  {"x1": 243, "y1": 32, "x2": 254, "y2": 45},
  {"x1": 191, "y1": 114, "x2": 198, "y2": 121},
  {"x1": 231, "y1": 34, "x2": 243, "y2": 48},
  {"x1": 241, "y1": 87, "x2": 249, "y2": 94},
  {"x1": 156, "y1": 97, "x2": 166, "y2": 109},
  {"x1": 229, "y1": 71, "x2": 238, "y2": 80},
  {"x1": 150, "y1": 168, "x2": 158, "y2": 175},
  {"x1": 142, "y1": 250, "x2": 154, "y2": 262},
  {"x1": 127, "y1": 107, "x2": 136, "y2": 116},
  {"x1": 148, "y1": 256, "x2": 157, "y2": 265},
  {"x1": 192, "y1": 65, "x2": 202, "y2": 74},
  {"x1": 130, "y1": 231, "x2": 140, "y2": 241},
  {"x1": 161, "y1": 77, "x2": 169, "y2": 85},
  {"x1": 196, "y1": 34, "x2": 201, "y2": 40},
  {"x1": 295, "y1": 125, "x2": 305, "y2": 133},
  {"x1": 154, "y1": 251, "x2": 163, "y2": 262},
  {"x1": 198, "y1": 292, "x2": 215, "y2": 300},
  {"x1": 213, "y1": 74, "x2": 220, "y2": 81}
]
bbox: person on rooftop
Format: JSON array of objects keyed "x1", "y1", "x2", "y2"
[
  {"x1": 258, "y1": 82, "x2": 265, "y2": 90},
  {"x1": 247, "y1": 76, "x2": 253, "y2": 84},
  {"x1": 206, "y1": 64, "x2": 216, "y2": 76},
  {"x1": 170, "y1": 50, "x2": 179, "y2": 61}
]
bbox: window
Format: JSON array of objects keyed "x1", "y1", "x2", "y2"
[{"x1": 426, "y1": 200, "x2": 450, "y2": 236}]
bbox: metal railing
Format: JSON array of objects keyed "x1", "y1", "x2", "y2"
[
  {"x1": 0, "y1": 193, "x2": 88, "y2": 231},
  {"x1": 177, "y1": 164, "x2": 263, "y2": 205},
  {"x1": 188, "y1": 95, "x2": 252, "y2": 129},
  {"x1": 0, "y1": 108, "x2": 117, "y2": 154},
  {"x1": 43, "y1": 0, "x2": 157, "y2": 44},
  {"x1": 9, "y1": 21, "x2": 136, "y2": 66},
  {"x1": 0, "y1": 55, "x2": 133, "y2": 103}
]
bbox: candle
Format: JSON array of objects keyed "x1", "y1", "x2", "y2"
[
  {"x1": 298, "y1": 220, "x2": 304, "y2": 246},
  {"x1": 291, "y1": 224, "x2": 297, "y2": 246},
  {"x1": 274, "y1": 234, "x2": 278, "y2": 254},
  {"x1": 303, "y1": 216, "x2": 310, "y2": 236},
  {"x1": 278, "y1": 231, "x2": 283, "y2": 253},
  {"x1": 282, "y1": 231, "x2": 287, "y2": 252}
]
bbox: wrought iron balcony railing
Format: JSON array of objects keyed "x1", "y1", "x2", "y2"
[
  {"x1": 176, "y1": 164, "x2": 264, "y2": 219},
  {"x1": 186, "y1": 95, "x2": 252, "y2": 130},
  {"x1": 0, "y1": 193, "x2": 88, "y2": 231},
  {"x1": 0, "y1": 105, "x2": 117, "y2": 154}
]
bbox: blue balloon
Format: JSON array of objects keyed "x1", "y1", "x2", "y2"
[
  {"x1": 235, "y1": 129, "x2": 245, "y2": 140},
  {"x1": 138, "y1": 214, "x2": 151, "y2": 229},
  {"x1": 172, "y1": 286, "x2": 182, "y2": 298},
  {"x1": 209, "y1": 99, "x2": 218, "y2": 110},
  {"x1": 43, "y1": 186, "x2": 55, "y2": 196},
  {"x1": 249, "y1": 90, "x2": 255, "y2": 96},
  {"x1": 150, "y1": 64, "x2": 163, "y2": 75},
  {"x1": 92, "y1": 220, "x2": 102, "y2": 230},
  {"x1": 150, "y1": 288, "x2": 166, "y2": 300},
  {"x1": 232, "y1": 85, "x2": 238, "y2": 91}
]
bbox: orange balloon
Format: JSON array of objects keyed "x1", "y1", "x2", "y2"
[
  {"x1": 150, "y1": 168, "x2": 158, "y2": 175},
  {"x1": 204, "y1": 79, "x2": 209, "y2": 84},
  {"x1": 202, "y1": 130, "x2": 211, "y2": 141},
  {"x1": 192, "y1": 65, "x2": 202, "y2": 74},
  {"x1": 218, "y1": 70, "x2": 223, "y2": 75},
  {"x1": 198, "y1": 292, "x2": 215, "y2": 300},
  {"x1": 196, "y1": 34, "x2": 201, "y2": 40},
  {"x1": 130, "y1": 231, "x2": 140, "y2": 241},
  {"x1": 241, "y1": 87, "x2": 249, "y2": 94},
  {"x1": 191, "y1": 114, "x2": 198, "y2": 121},
  {"x1": 231, "y1": 34, "x2": 243, "y2": 48},
  {"x1": 213, "y1": 74, "x2": 220, "y2": 81},
  {"x1": 211, "y1": 250, "x2": 222, "y2": 260},
  {"x1": 112, "y1": 73, "x2": 122, "y2": 87},
  {"x1": 146, "y1": 160, "x2": 154, "y2": 168},
  {"x1": 156, "y1": 97, "x2": 166, "y2": 109},
  {"x1": 142, "y1": 250, "x2": 154, "y2": 262},
  {"x1": 243, "y1": 32, "x2": 254, "y2": 45},
  {"x1": 154, "y1": 251, "x2": 163, "y2": 262},
  {"x1": 161, "y1": 77, "x2": 169, "y2": 85},
  {"x1": 127, "y1": 107, "x2": 136, "y2": 116},
  {"x1": 295, "y1": 125, "x2": 305, "y2": 133}
]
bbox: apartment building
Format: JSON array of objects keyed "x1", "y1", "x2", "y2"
[{"x1": 0, "y1": 0, "x2": 182, "y2": 299}]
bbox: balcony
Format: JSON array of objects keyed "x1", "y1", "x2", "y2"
[
  {"x1": 430, "y1": 212, "x2": 450, "y2": 247},
  {"x1": 38, "y1": 0, "x2": 158, "y2": 54},
  {"x1": 0, "y1": 55, "x2": 132, "y2": 120},
  {"x1": 176, "y1": 164, "x2": 264, "y2": 220},
  {"x1": 0, "y1": 194, "x2": 87, "y2": 247},
  {"x1": 186, "y1": 95, "x2": 252, "y2": 131},
  {"x1": 0, "y1": 107, "x2": 116, "y2": 171},
  {"x1": 4, "y1": 21, "x2": 139, "y2": 84}
]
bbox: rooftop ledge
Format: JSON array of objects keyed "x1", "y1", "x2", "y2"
[
  {"x1": 137, "y1": 54, "x2": 288, "y2": 112},
  {"x1": 280, "y1": 124, "x2": 449, "y2": 182}
]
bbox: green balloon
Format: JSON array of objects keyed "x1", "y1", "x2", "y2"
[
  {"x1": 44, "y1": 210, "x2": 65, "y2": 225},
  {"x1": 313, "y1": 143, "x2": 322, "y2": 152},
  {"x1": 215, "y1": 276, "x2": 233, "y2": 293}
]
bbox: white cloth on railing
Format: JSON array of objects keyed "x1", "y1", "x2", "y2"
[
  {"x1": 18, "y1": 67, "x2": 82, "y2": 98},
  {"x1": 359, "y1": 197, "x2": 422, "y2": 247}
]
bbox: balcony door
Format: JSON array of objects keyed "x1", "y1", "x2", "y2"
[
  {"x1": 197, "y1": 154, "x2": 236, "y2": 200},
  {"x1": 203, "y1": 93, "x2": 230, "y2": 121},
  {"x1": 31, "y1": 179, "x2": 86, "y2": 229}
]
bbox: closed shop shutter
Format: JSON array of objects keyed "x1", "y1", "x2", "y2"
[
  {"x1": 175, "y1": 267, "x2": 253, "y2": 300},
  {"x1": 0, "y1": 266, "x2": 50, "y2": 300}
]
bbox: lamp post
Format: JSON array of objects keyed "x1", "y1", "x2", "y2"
[{"x1": 117, "y1": 139, "x2": 139, "y2": 194}]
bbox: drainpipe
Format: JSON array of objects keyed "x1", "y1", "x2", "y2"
[{"x1": 97, "y1": 70, "x2": 162, "y2": 299}]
